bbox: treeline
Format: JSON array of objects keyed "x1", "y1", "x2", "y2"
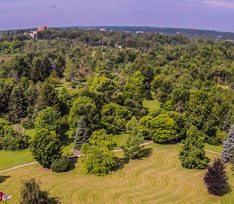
[{"x1": 0, "y1": 29, "x2": 234, "y2": 174}]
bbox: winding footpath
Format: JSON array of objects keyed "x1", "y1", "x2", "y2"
[{"x1": 0, "y1": 142, "x2": 220, "y2": 174}]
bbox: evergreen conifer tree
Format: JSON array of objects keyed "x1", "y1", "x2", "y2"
[
  {"x1": 204, "y1": 158, "x2": 229, "y2": 195},
  {"x1": 20, "y1": 178, "x2": 49, "y2": 204},
  {"x1": 222, "y1": 125, "x2": 234, "y2": 162},
  {"x1": 179, "y1": 126, "x2": 208, "y2": 169},
  {"x1": 74, "y1": 117, "x2": 89, "y2": 150},
  {"x1": 9, "y1": 85, "x2": 27, "y2": 121},
  {"x1": 121, "y1": 117, "x2": 144, "y2": 159},
  {"x1": 223, "y1": 111, "x2": 232, "y2": 133},
  {"x1": 35, "y1": 82, "x2": 59, "y2": 113}
]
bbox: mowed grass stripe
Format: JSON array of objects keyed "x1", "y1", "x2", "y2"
[
  {"x1": 0, "y1": 143, "x2": 231, "y2": 204},
  {"x1": 0, "y1": 149, "x2": 35, "y2": 171}
]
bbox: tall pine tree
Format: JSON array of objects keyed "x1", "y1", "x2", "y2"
[
  {"x1": 74, "y1": 117, "x2": 89, "y2": 150},
  {"x1": 9, "y1": 85, "x2": 27, "y2": 121},
  {"x1": 222, "y1": 125, "x2": 234, "y2": 162},
  {"x1": 223, "y1": 111, "x2": 232, "y2": 133},
  {"x1": 179, "y1": 126, "x2": 209, "y2": 169},
  {"x1": 120, "y1": 116, "x2": 144, "y2": 159}
]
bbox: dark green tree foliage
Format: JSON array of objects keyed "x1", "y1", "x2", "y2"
[
  {"x1": 30, "y1": 129, "x2": 62, "y2": 168},
  {"x1": 179, "y1": 126, "x2": 209, "y2": 169},
  {"x1": 68, "y1": 96, "x2": 99, "y2": 131},
  {"x1": 2, "y1": 126, "x2": 29, "y2": 150},
  {"x1": 96, "y1": 78, "x2": 117, "y2": 103},
  {"x1": 223, "y1": 111, "x2": 232, "y2": 133},
  {"x1": 74, "y1": 117, "x2": 89, "y2": 150},
  {"x1": 58, "y1": 87, "x2": 72, "y2": 115},
  {"x1": 51, "y1": 156, "x2": 70, "y2": 173},
  {"x1": 20, "y1": 178, "x2": 49, "y2": 204},
  {"x1": 35, "y1": 107, "x2": 60, "y2": 133},
  {"x1": 121, "y1": 117, "x2": 144, "y2": 159},
  {"x1": 35, "y1": 82, "x2": 59, "y2": 112},
  {"x1": 203, "y1": 158, "x2": 229, "y2": 196},
  {"x1": 0, "y1": 78, "x2": 15, "y2": 114},
  {"x1": 7, "y1": 55, "x2": 30, "y2": 78},
  {"x1": 149, "y1": 114, "x2": 178, "y2": 143},
  {"x1": 101, "y1": 103, "x2": 132, "y2": 134},
  {"x1": 9, "y1": 85, "x2": 27, "y2": 121},
  {"x1": 221, "y1": 125, "x2": 234, "y2": 162},
  {"x1": 82, "y1": 129, "x2": 116, "y2": 176}
]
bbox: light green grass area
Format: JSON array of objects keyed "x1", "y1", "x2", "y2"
[
  {"x1": 25, "y1": 128, "x2": 35, "y2": 137},
  {"x1": 2, "y1": 143, "x2": 232, "y2": 204},
  {"x1": 0, "y1": 149, "x2": 35, "y2": 171},
  {"x1": 62, "y1": 143, "x2": 74, "y2": 155},
  {"x1": 205, "y1": 143, "x2": 222, "y2": 153},
  {"x1": 113, "y1": 134, "x2": 128, "y2": 149},
  {"x1": 143, "y1": 99, "x2": 160, "y2": 110},
  {"x1": 0, "y1": 127, "x2": 74, "y2": 171}
]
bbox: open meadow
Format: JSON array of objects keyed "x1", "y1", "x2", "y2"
[{"x1": 1, "y1": 143, "x2": 233, "y2": 204}]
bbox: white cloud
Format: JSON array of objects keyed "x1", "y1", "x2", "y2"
[
  {"x1": 204, "y1": 0, "x2": 234, "y2": 8},
  {"x1": 188, "y1": 0, "x2": 234, "y2": 9}
]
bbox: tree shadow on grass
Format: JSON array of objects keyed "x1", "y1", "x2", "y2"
[
  {"x1": 66, "y1": 158, "x2": 78, "y2": 172},
  {"x1": 60, "y1": 128, "x2": 73, "y2": 146},
  {"x1": 112, "y1": 157, "x2": 129, "y2": 172},
  {"x1": 219, "y1": 184, "x2": 232, "y2": 196},
  {"x1": 49, "y1": 197, "x2": 62, "y2": 204},
  {"x1": 141, "y1": 147, "x2": 153, "y2": 158},
  {"x1": 0, "y1": 176, "x2": 10, "y2": 184}
]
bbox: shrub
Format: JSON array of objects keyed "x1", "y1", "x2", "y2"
[
  {"x1": 207, "y1": 137, "x2": 221, "y2": 146},
  {"x1": 20, "y1": 178, "x2": 49, "y2": 204},
  {"x1": 51, "y1": 156, "x2": 70, "y2": 173},
  {"x1": 2, "y1": 126, "x2": 30, "y2": 150}
]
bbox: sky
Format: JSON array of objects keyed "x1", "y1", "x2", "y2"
[{"x1": 1, "y1": 0, "x2": 234, "y2": 32}]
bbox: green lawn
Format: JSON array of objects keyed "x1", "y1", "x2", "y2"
[
  {"x1": 25, "y1": 128, "x2": 36, "y2": 137},
  {"x1": 0, "y1": 149, "x2": 35, "y2": 171},
  {"x1": 0, "y1": 127, "x2": 74, "y2": 171},
  {"x1": 113, "y1": 134, "x2": 128, "y2": 149},
  {"x1": 143, "y1": 99, "x2": 160, "y2": 110},
  {"x1": 1, "y1": 143, "x2": 232, "y2": 204},
  {"x1": 205, "y1": 143, "x2": 222, "y2": 153}
]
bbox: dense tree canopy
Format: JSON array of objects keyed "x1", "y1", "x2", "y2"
[
  {"x1": 81, "y1": 129, "x2": 116, "y2": 176},
  {"x1": 30, "y1": 129, "x2": 62, "y2": 168}
]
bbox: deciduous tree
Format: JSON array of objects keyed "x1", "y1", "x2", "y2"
[
  {"x1": 82, "y1": 129, "x2": 116, "y2": 176},
  {"x1": 149, "y1": 114, "x2": 178, "y2": 143},
  {"x1": 30, "y1": 129, "x2": 62, "y2": 168}
]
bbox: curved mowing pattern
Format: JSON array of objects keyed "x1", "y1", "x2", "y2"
[{"x1": 0, "y1": 143, "x2": 233, "y2": 203}]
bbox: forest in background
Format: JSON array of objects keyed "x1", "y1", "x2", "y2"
[{"x1": 0, "y1": 28, "x2": 234, "y2": 170}]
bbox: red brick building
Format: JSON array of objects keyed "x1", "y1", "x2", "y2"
[{"x1": 38, "y1": 26, "x2": 47, "y2": 31}]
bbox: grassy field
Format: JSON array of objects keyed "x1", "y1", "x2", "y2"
[
  {"x1": 1, "y1": 143, "x2": 233, "y2": 204},
  {"x1": 143, "y1": 99, "x2": 160, "y2": 110},
  {"x1": 205, "y1": 143, "x2": 222, "y2": 153},
  {"x1": 0, "y1": 149, "x2": 35, "y2": 171},
  {"x1": 25, "y1": 128, "x2": 36, "y2": 137}
]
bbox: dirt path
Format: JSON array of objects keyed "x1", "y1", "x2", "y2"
[{"x1": 0, "y1": 141, "x2": 221, "y2": 174}]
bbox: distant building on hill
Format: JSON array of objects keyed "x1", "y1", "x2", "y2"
[{"x1": 38, "y1": 26, "x2": 47, "y2": 31}]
